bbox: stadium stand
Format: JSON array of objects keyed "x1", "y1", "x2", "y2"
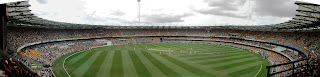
[
  {"x1": 5, "y1": 27, "x2": 320, "y2": 76},
  {"x1": 0, "y1": 1, "x2": 319, "y2": 77}
]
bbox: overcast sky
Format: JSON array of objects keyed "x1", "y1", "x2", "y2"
[{"x1": 14, "y1": 0, "x2": 320, "y2": 26}]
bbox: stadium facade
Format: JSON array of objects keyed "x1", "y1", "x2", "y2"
[{"x1": 0, "y1": 1, "x2": 319, "y2": 77}]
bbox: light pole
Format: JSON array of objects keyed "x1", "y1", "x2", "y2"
[{"x1": 137, "y1": 0, "x2": 141, "y2": 25}]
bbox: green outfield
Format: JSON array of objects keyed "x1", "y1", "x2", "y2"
[{"x1": 52, "y1": 43, "x2": 270, "y2": 77}]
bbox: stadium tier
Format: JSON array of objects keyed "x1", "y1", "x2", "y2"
[
  {"x1": 5, "y1": 27, "x2": 320, "y2": 76},
  {"x1": 1, "y1": 1, "x2": 320, "y2": 77},
  {"x1": 7, "y1": 27, "x2": 320, "y2": 58}
]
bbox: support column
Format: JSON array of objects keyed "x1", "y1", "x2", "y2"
[{"x1": 0, "y1": 4, "x2": 8, "y2": 53}]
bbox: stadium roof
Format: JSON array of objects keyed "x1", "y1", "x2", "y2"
[
  {"x1": 270, "y1": 1, "x2": 320, "y2": 30},
  {"x1": 5, "y1": 1, "x2": 320, "y2": 31}
]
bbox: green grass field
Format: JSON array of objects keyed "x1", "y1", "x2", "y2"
[{"x1": 52, "y1": 43, "x2": 270, "y2": 77}]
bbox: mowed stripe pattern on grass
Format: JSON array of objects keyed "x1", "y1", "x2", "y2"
[
  {"x1": 154, "y1": 43, "x2": 265, "y2": 77},
  {"x1": 71, "y1": 50, "x2": 103, "y2": 77},
  {"x1": 53, "y1": 43, "x2": 269, "y2": 77}
]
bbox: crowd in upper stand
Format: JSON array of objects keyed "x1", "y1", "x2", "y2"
[
  {"x1": 7, "y1": 27, "x2": 320, "y2": 58},
  {"x1": 5, "y1": 27, "x2": 320, "y2": 76}
]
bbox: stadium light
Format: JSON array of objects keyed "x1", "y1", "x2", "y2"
[{"x1": 137, "y1": 0, "x2": 141, "y2": 25}]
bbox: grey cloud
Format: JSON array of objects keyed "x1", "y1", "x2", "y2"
[
  {"x1": 196, "y1": 0, "x2": 297, "y2": 18},
  {"x1": 111, "y1": 10, "x2": 126, "y2": 16},
  {"x1": 204, "y1": 0, "x2": 247, "y2": 11},
  {"x1": 84, "y1": 14, "x2": 136, "y2": 24},
  {"x1": 195, "y1": 8, "x2": 247, "y2": 19},
  {"x1": 84, "y1": 10, "x2": 127, "y2": 23},
  {"x1": 194, "y1": 0, "x2": 247, "y2": 18},
  {"x1": 253, "y1": 0, "x2": 298, "y2": 17},
  {"x1": 143, "y1": 13, "x2": 193, "y2": 23},
  {"x1": 36, "y1": 0, "x2": 48, "y2": 4}
]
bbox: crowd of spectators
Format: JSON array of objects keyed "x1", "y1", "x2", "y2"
[
  {"x1": 6, "y1": 26, "x2": 320, "y2": 76},
  {"x1": 8, "y1": 27, "x2": 320, "y2": 59},
  {"x1": 14, "y1": 40, "x2": 106, "y2": 76},
  {"x1": 0, "y1": 50, "x2": 37, "y2": 77}
]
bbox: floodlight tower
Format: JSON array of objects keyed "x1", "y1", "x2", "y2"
[{"x1": 137, "y1": 0, "x2": 141, "y2": 25}]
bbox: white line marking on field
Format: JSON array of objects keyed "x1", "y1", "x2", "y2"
[
  {"x1": 147, "y1": 49, "x2": 171, "y2": 52},
  {"x1": 254, "y1": 64, "x2": 262, "y2": 77},
  {"x1": 63, "y1": 51, "x2": 85, "y2": 77}
]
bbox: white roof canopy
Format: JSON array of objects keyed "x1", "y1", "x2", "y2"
[{"x1": 5, "y1": 1, "x2": 320, "y2": 31}]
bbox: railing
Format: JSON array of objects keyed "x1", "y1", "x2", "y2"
[{"x1": 266, "y1": 58, "x2": 312, "y2": 77}]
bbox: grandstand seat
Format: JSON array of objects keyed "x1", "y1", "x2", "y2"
[
  {"x1": 18, "y1": 51, "x2": 26, "y2": 56},
  {"x1": 28, "y1": 49, "x2": 42, "y2": 56}
]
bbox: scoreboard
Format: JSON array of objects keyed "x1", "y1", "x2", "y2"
[{"x1": 205, "y1": 28, "x2": 212, "y2": 33}]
